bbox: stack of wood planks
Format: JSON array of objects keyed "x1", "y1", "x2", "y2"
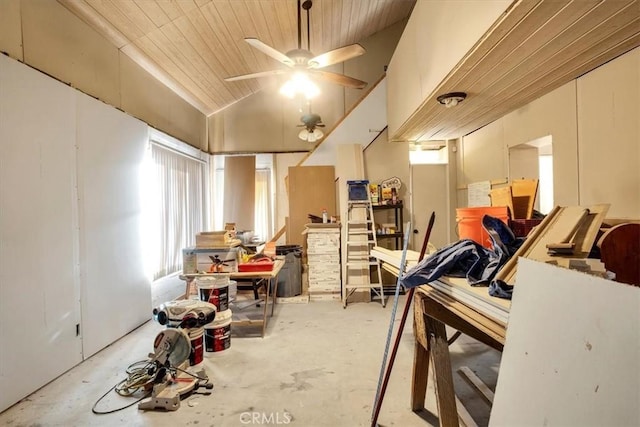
[
  {"x1": 495, "y1": 204, "x2": 609, "y2": 286},
  {"x1": 305, "y1": 224, "x2": 342, "y2": 301}
]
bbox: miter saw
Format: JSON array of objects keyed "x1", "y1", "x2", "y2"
[
  {"x1": 138, "y1": 300, "x2": 217, "y2": 411},
  {"x1": 137, "y1": 328, "x2": 213, "y2": 411}
]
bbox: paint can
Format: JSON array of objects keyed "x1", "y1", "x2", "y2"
[
  {"x1": 187, "y1": 326, "x2": 204, "y2": 366},
  {"x1": 196, "y1": 275, "x2": 230, "y2": 312},
  {"x1": 204, "y1": 309, "x2": 232, "y2": 353}
]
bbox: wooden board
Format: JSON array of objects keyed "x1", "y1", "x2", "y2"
[
  {"x1": 489, "y1": 259, "x2": 640, "y2": 426},
  {"x1": 223, "y1": 155, "x2": 255, "y2": 231},
  {"x1": 458, "y1": 367, "x2": 495, "y2": 405},
  {"x1": 489, "y1": 186, "x2": 514, "y2": 218},
  {"x1": 510, "y1": 178, "x2": 538, "y2": 219},
  {"x1": 495, "y1": 204, "x2": 609, "y2": 285},
  {"x1": 287, "y1": 166, "x2": 336, "y2": 248}
]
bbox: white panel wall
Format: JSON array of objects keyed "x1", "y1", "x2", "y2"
[
  {"x1": 0, "y1": 55, "x2": 82, "y2": 412},
  {"x1": 577, "y1": 48, "x2": 640, "y2": 218},
  {"x1": 76, "y1": 93, "x2": 151, "y2": 358},
  {"x1": 459, "y1": 48, "x2": 639, "y2": 216}
]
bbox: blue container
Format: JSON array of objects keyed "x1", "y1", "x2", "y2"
[{"x1": 347, "y1": 180, "x2": 369, "y2": 201}]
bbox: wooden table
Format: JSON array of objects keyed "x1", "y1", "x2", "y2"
[
  {"x1": 181, "y1": 258, "x2": 285, "y2": 338},
  {"x1": 411, "y1": 278, "x2": 510, "y2": 426}
]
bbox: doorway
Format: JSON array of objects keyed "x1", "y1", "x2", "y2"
[{"x1": 508, "y1": 135, "x2": 553, "y2": 214}]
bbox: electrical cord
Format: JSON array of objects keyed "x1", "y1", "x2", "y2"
[
  {"x1": 92, "y1": 359, "x2": 155, "y2": 414},
  {"x1": 92, "y1": 359, "x2": 213, "y2": 414}
]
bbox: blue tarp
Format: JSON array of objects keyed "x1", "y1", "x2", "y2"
[{"x1": 400, "y1": 215, "x2": 524, "y2": 299}]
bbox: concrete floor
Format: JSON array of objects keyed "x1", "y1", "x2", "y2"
[{"x1": 0, "y1": 293, "x2": 501, "y2": 427}]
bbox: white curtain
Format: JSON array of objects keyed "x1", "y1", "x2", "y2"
[{"x1": 151, "y1": 144, "x2": 207, "y2": 280}]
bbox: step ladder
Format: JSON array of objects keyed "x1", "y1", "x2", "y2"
[{"x1": 343, "y1": 180, "x2": 385, "y2": 308}]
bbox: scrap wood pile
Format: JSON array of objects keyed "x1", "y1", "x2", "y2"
[{"x1": 401, "y1": 204, "x2": 610, "y2": 299}]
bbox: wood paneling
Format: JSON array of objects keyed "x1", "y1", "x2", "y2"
[
  {"x1": 390, "y1": 0, "x2": 640, "y2": 142},
  {"x1": 58, "y1": 0, "x2": 416, "y2": 115}
]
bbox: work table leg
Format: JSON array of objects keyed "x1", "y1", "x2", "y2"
[
  {"x1": 412, "y1": 293, "x2": 430, "y2": 411},
  {"x1": 411, "y1": 292, "x2": 459, "y2": 427}
]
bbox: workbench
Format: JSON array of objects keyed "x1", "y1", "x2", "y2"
[
  {"x1": 412, "y1": 278, "x2": 509, "y2": 426},
  {"x1": 180, "y1": 258, "x2": 284, "y2": 338}
]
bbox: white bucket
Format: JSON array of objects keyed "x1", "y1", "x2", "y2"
[
  {"x1": 204, "y1": 309, "x2": 232, "y2": 353},
  {"x1": 186, "y1": 326, "x2": 204, "y2": 366},
  {"x1": 196, "y1": 275, "x2": 230, "y2": 312}
]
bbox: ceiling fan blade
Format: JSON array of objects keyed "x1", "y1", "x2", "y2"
[
  {"x1": 308, "y1": 44, "x2": 366, "y2": 68},
  {"x1": 312, "y1": 70, "x2": 367, "y2": 89},
  {"x1": 245, "y1": 38, "x2": 294, "y2": 66},
  {"x1": 224, "y1": 69, "x2": 288, "y2": 82}
]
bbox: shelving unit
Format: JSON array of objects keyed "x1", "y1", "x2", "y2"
[{"x1": 373, "y1": 201, "x2": 404, "y2": 250}]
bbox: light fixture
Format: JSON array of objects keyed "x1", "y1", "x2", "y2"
[
  {"x1": 279, "y1": 72, "x2": 320, "y2": 99},
  {"x1": 298, "y1": 128, "x2": 324, "y2": 142},
  {"x1": 436, "y1": 92, "x2": 467, "y2": 108}
]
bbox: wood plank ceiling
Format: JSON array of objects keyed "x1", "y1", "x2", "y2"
[
  {"x1": 391, "y1": 0, "x2": 640, "y2": 142},
  {"x1": 58, "y1": 0, "x2": 416, "y2": 116}
]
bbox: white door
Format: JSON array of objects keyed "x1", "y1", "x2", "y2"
[{"x1": 410, "y1": 164, "x2": 449, "y2": 251}]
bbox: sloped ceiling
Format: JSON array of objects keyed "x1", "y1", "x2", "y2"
[
  {"x1": 59, "y1": 0, "x2": 416, "y2": 116},
  {"x1": 391, "y1": 0, "x2": 640, "y2": 142}
]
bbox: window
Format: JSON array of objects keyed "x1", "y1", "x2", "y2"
[
  {"x1": 409, "y1": 141, "x2": 448, "y2": 165},
  {"x1": 144, "y1": 130, "x2": 209, "y2": 280}
]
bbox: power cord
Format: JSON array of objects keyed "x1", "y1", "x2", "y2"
[
  {"x1": 92, "y1": 359, "x2": 155, "y2": 414},
  {"x1": 92, "y1": 359, "x2": 213, "y2": 414}
]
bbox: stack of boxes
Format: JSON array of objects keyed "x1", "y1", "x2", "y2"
[{"x1": 305, "y1": 224, "x2": 341, "y2": 301}]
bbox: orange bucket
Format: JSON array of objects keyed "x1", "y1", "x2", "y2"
[{"x1": 456, "y1": 206, "x2": 510, "y2": 249}]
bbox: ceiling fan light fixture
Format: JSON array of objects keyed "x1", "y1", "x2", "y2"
[
  {"x1": 436, "y1": 92, "x2": 467, "y2": 108},
  {"x1": 279, "y1": 72, "x2": 320, "y2": 99},
  {"x1": 298, "y1": 128, "x2": 323, "y2": 142}
]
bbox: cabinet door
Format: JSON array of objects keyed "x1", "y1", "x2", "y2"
[{"x1": 410, "y1": 164, "x2": 448, "y2": 250}]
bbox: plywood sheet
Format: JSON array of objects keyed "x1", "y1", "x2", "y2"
[
  {"x1": 490, "y1": 259, "x2": 640, "y2": 427},
  {"x1": 511, "y1": 178, "x2": 538, "y2": 219},
  {"x1": 223, "y1": 156, "x2": 255, "y2": 231},
  {"x1": 489, "y1": 186, "x2": 514, "y2": 217},
  {"x1": 287, "y1": 166, "x2": 336, "y2": 247}
]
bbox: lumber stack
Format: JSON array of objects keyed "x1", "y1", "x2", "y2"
[{"x1": 305, "y1": 224, "x2": 341, "y2": 301}]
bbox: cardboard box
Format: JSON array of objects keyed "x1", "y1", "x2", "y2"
[{"x1": 182, "y1": 247, "x2": 239, "y2": 274}]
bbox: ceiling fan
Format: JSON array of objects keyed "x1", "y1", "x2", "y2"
[
  {"x1": 297, "y1": 112, "x2": 325, "y2": 142},
  {"x1": 224, "y1": 0, "x2": 367, "y2": 92}
]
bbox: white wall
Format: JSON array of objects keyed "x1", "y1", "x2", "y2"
[
  {"x1": 0, "y1": 54, "x2": 151, "y2": 411},
  {"x1": 76, "y1": 92, "x2": 151, "y2": 358},
  {"x1": 457, "y1": 48, "x2": 639, "y2": 218},
  {"x1": 577, "y1": 49, "x2": 640, "y2": 218},
  {"x1": 0, "y1": 52, "x2": 82, "y2": 413}
]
